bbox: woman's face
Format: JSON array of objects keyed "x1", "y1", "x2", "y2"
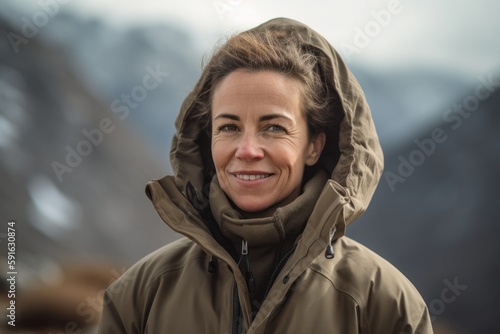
[{"x1": 211, "y1": 70, "x2": 325, "y2": 215}]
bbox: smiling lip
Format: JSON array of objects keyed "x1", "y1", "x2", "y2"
[{"x1": 232, "y1": 171, "x2": 272, "y2": 181}]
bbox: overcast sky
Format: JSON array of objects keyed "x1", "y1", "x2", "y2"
[
  {"x1": 24, "y1": 0, "x2": 494, "y2": 76},
  {"x1": 3, "y1": 0, "x2": 500, "y2": 76}
]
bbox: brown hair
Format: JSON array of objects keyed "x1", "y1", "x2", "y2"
[{"x1": 193, "y1": 29, "x2": 339, "y2": 138}]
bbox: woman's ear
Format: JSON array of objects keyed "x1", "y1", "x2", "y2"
[{"x1": 306, "y1": 132, "x2": 326, "y2": 166}]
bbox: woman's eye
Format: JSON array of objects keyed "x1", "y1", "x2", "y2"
[
  {"x1": 265, "y1": 124, "x2": 285, "y2": 133},
  {"x1": 217, "y1": 124, "x2": 239, "y2": 132}
]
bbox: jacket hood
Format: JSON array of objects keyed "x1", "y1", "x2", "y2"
[{"x1": 167, "y1": 17, "x2": 383, "y2": 231}]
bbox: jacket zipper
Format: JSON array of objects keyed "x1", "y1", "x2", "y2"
[
  {"x1": 232, "y1": 285, "x2": 241, "y2": 334},
  {"x1": 233, "y1": 239, "x2": 253, "y2": 334},
  {"x1": 238, "y1": 240, "x2": 256, "y2": 294}
]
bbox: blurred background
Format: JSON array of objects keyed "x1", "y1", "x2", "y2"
[{"x1": 0, "y1": 0, "x2": 498, "y2": 333}]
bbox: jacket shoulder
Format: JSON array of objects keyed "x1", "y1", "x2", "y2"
[
  {"x1": 128, "y1": 237, "x2": 204, "y2": 284},
  {"x1": 98, "y1": 237, "x2": 206, "y2": 333},
  {"x1": 311, "y1": 236, "x2": 432, "y2": 333},
  {"x1": 326, "y1": 236, "x2": 421, "y2": 299}
]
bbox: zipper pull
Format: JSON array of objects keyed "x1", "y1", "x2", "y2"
[
  {"x1": 239, "y1": 240, "x2": 256, "y2": 294},
  {"x1": 241, "y1": 240, "x2": 248, "y2": 256},
  {"x1": 325, "y1": 226, "x2": 337, "y2": 259}
]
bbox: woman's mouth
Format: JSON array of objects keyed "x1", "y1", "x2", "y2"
[{"x1": 234, "y1": 174, "x2": 271, "y2": 181}]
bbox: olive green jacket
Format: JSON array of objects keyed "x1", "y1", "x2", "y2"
[{"x1": 98, "y1": 18, "x2": 432, "y2": 334}]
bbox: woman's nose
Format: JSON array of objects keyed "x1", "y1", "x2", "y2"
[{"x1": 235, "y1": 134, "x2": 264, "y2": 160}]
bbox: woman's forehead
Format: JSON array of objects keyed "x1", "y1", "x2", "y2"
[{"x1": 211, "y1": 71, "x2": 302, "y2": 119}]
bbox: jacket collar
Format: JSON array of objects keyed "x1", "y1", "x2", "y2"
[{"x1": 209, "y1": 171, "x2": 327, "y2": 248}]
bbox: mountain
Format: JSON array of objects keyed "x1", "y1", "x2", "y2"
[
  {"x1": 350, "y1": 63, "x2": 476, "y2": 152},
  {"x1": 0, "y1": 14, "x2": 195, "y2": 332},
  {"x1": 1, "y1": 9, "x2": 203, "y2": 165},
  {"x1": 0, "y1": 18, "x2": 180, "y2": 267}
]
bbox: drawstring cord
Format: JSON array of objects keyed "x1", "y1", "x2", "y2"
[
  {"x1": 324, "y1": 226, "x2": 337, "y2": 259},
  {"x1": 237, "y1": 240, "x2": 256, "y2": 294}
]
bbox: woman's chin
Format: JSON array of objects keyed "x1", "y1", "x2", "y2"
[
  {"x1": 229, "y1": 191, "x2": 299, "y2": 217},
  {"x1": 231, "y1": 197, "x2": 274, "y2": 216}
]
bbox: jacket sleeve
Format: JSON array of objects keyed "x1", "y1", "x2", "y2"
[
  {"x1": 372, "y1": 296, "x2": 433, "y2": 334},
  {"x1": 97, "y1": 263, "x2": 147, "y2": 334},
  {"x1": 362, "y1": 269, "x2": 434, "y2": 334},
  {"x1": 98, "y1": 291, "x2": 131, "y2": 334}
]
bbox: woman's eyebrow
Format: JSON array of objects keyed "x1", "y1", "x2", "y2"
[
  {"x1": 258, "y1": 114, "x2": 293, "y2": 122},
  {"x1": 213, "y1": 113, "x2": 293, "y2": 122},
  {"x1": 213, "y1": 113, "x2": 240, "y2": 121}
]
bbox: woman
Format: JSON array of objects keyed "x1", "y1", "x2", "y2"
[{"x1": 98, "y1": 18, "x2": 432, "y2": 333}]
